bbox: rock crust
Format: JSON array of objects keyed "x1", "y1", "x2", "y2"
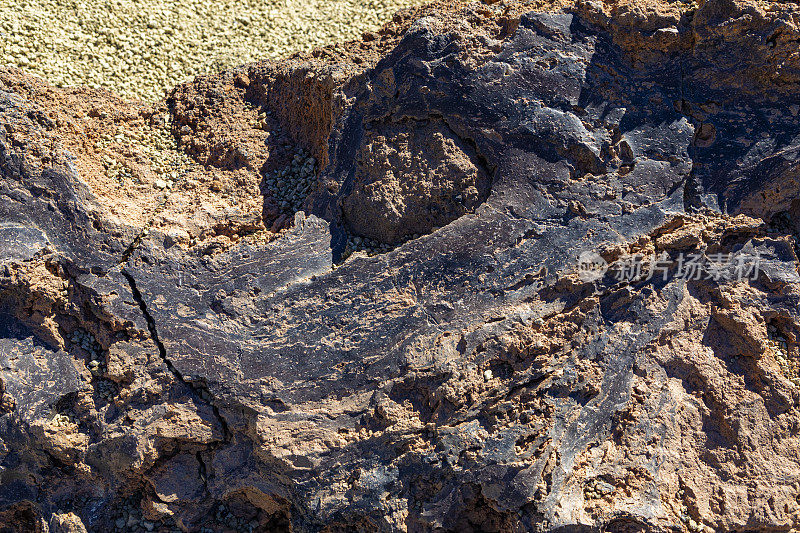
[{"x1": 2, "y1": 0, "x2": 800, "y2": 531}]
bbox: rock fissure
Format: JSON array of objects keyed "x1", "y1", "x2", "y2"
[{"x1": 121, "y1": 269, "x2": 232, "y2": 442}]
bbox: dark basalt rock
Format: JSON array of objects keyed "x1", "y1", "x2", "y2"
[
  {"x1": 0, "y1": 91, "x2": 135, "y2": 273},
  {"x1": 0, "y1": 314, "x2": 81, "y2": 420},
  {"x1": 2, "y1": 1, "x2": 800, "y2": 531}
]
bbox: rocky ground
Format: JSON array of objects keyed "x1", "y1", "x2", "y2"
[
  {"x1": 2, "y1": 0, "x2": 800, "y2": 531},
  {"x1": 0, "y1": 0, "x2": 425, "y2": 102}
]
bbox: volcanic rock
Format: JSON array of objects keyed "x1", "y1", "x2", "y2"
[{"x1": 1, "y1": 0, "x2": 800, "y2": 531}]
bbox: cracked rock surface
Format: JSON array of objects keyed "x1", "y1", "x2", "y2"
[{"x1": 2, "y1": 0, "x2": 800, "y2": 531}]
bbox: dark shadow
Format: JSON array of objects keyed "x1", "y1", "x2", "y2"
[{"x1": 0, "y1": 313, "x2": 31, "y2": 342}]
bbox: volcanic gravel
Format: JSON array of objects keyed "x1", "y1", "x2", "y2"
[{"x1": 0, "y1": 0, "x2": 423, "y2": 102}]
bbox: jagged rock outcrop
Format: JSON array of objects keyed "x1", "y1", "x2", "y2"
[{"x1": 2, "y1": 0, "x2": 800, "y2": 531}]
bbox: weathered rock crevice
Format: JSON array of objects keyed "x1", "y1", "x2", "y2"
[{"x1": 121, "y1": 269, "x2": 232, "y2": 442}]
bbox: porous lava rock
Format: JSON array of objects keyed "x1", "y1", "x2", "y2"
[{"x1": 2, "y1": 0, "x2": 800, "y2": 532}]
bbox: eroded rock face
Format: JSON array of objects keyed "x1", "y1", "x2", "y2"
[
  {"x1": 342, "y1": 119, "x2": 491, "y2": 244},
  {"x1": 2, "y1": 0, "x2": 800, "y2": 532}
]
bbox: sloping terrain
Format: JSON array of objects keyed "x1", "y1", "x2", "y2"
[
  {"x1": 2, "y1": 0, "x2": 800, "y2": 531},
  {"x1": 0, "y1": 0, "x2": 425, "y2": 101}
]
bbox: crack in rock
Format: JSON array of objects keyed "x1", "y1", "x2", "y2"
[{"x1": 121, "y1": 269, "x2": 231, "y2": 440}]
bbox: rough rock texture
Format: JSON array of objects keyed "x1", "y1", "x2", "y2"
[
  {"x1": 2, "y1": 0, "x2": 800, "y2": 532},
  {"x1": 341, "y1": 119, "x2": 492, "y2": 244}
]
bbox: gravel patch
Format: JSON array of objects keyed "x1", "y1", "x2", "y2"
[{"x1": 0, "y1": 0, "x2": 423, "y2": 102}]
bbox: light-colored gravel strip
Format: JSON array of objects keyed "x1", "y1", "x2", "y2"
[{"x1": 0, "y1": 0, "x2": 423, "y2": 102}]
